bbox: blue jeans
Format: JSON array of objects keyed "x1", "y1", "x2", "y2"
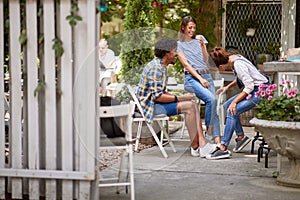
[
  {"x1": 184, "y1": 73, "x2": 221, "y2": 138},
  {"x1": 221, "y1": 89, "x2": 259, "y2": 147}
]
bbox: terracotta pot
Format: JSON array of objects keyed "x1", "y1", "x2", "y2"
[{"x1": 250, "y1": 118, "x2": 300, "y2": 187}]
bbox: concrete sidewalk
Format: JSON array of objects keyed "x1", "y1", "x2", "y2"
[{"x1": 99, "y1": 125, "x2": 300, "y2": 200}]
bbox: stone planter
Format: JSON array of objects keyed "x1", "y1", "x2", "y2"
[{"x1": 249, "y1": 118, "x2": 300, "y2": 187}]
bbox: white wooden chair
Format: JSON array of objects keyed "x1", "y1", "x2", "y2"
[
  {"x1": 98, "y1": 103, "x2": 135, "y2": 200},
  {"x1": 127, "y1": 85, "x2": 176, "y2": 158},
  {"x1": 214, "y1": 78, "x2": 225, "y2": 134}
]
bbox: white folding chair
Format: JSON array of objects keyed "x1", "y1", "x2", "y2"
[
  {"x1": 98, "y1": 103, "x2": 135, "y2": 200},
  {"x1": 213, "y1": 78, "x2": 225, "y2": 134},
  {"x1": 127, "y1": 85, "x2": 176, "y2": 158}
]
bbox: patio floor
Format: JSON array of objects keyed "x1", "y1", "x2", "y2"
[{"x1": 99, "y1": 123, "x2": 300, "y2": 200}]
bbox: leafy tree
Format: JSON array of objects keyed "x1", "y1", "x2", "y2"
[
  {"x1": 100, "y1": 0, "x2": 127, "y2": 24},
  {"x1": 151, "y1": 0, "x2": 218, "y2": 74},
  {"x1": 102, "y1": 0, "x2": 219, "y2": 78},
  {"x1": 118, "y1": 0, "x2": 154, "y2": 85}
]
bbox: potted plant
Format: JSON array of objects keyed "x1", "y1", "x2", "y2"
[
  {"x1": 251, "y1": 45, "x2": 272, "y2": 68},
  {"x1": 249, "y1": 80, "x2": 300, "y2": 187},
  {"x1": 265, "y1": 40, "x2": 281, "y2": 60},
  {"x1": 239, "y1": 18, "x2": 259, "y2": 37}
]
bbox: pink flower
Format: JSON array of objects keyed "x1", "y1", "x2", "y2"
[
  {"x1": 266, "y1": 89, "x2": 273, "y2": 95},
  {"x1": 280, "y1": 80, "x2": 288, "y2": 86},
  {"x1": 286, "y1": 91, "x2": 296, "y2": 98},
  {"x1": 267, "y1": 96, "x2": 273, "y2": 101},
  {"x1": 254, "y1": 91, "x2": 260, "y2": 97},
  {"x1": 267, "y1": 84, "x2": 277, "y2": 91},
  {"x1": 260, "y1": 91, "x2": 266, "y2": 97},
  {"x1": 246, "y1": 94, "x2": 252, "y2": 100},
  {"x1": 259, "y1": 84, "x2": 267, "y2": 90}
]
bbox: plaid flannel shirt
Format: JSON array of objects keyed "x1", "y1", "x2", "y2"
[{"x1": 136, "y1": 57, "x2": 167, "y2": 124}]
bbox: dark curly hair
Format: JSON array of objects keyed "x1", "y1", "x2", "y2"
[{"x1": 154, "y1": 37, "x2": 177, "y2": 58}]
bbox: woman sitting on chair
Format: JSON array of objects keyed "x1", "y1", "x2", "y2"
[{"x1": 207, "y1": 47, "x2": 269, "y2": 160}]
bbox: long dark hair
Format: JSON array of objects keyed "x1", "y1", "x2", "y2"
[
  {"x1": 178, "y1": 16, "x2": 196, "y2": 42},
  {"x1": 210, "y1": 47, "x2": 229, "y2": 68}
]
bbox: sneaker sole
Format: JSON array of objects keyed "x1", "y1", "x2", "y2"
[
  {"x1": 233, "y1": 138, "x2": 251, "y2": 153},
  {"x1": 206, "y1": 154, "x2": 230, "y2": 160},
  {"x1": 200, "y1": 144, "x2": 217, "y2": 158}
]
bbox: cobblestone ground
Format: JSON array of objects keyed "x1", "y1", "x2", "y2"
[
  {"x1": 99, "y1": 144, "x2": 154, "y2": 170},
  {"x1": 99, "y1": 121, "x2": 182, "y2": 170}
]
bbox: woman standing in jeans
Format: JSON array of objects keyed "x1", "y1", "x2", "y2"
[
  {"x1": 177, "y1": 16, "x2": 221, "y2": 155},
  {"x1": 207, "y1": 47, "x2": 269, "y2": 160}
]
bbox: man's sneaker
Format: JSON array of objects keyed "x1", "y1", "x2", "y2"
[
  {"x1": 233, "y1": 135, "x2": 251, "y2": 153},
  {"x1": 200, "y1": 143, "x2": 217, "y2": 158},
  {"x1": 206, "y1": 147, "x2": 231, "y2": 160},
  {"x1": 191, "y1": 147, "x2": 200, "y2": 157}
]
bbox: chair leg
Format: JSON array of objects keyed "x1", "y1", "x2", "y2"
[
  {"x1": 146, "y1": 124, "x2": 168, "y2": 158},
  {"x1": 116, "y1": 151, "x2": 125, "y2": 194},
  {"x1": 128, "y1": 143, "x2": 135, "y2": 200},
  {"x1": 134, "y1": 122, "x2": 142, "y2": 152},
  {"x1": 251, "y1": 132, "x2": 260, "y2": 154},
  {"x1": 265, "y1": 149, "x2": 269, "y2": 168},
  {"x1": 220, "y1": 107, "x2": 225, "y2": 135},
  {"x1": 257, "y1": 146, "x2": 262, "y2": 162},
  {"x1": 160, "y1": 123, "x2": 176, "y2": 153}
]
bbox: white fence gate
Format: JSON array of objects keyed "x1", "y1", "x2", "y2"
[{"x1": 0, "y1": 0, "x2": 99, "y2": 199}]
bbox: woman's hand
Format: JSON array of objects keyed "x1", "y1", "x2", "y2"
[
  {"x1": 216, "y1": 85, "x2": 228, "y2": 95},
  {"x1": 227, "y1": 102, "x2": 237, "y2": 116},
  {"x1": 196, "y1": 36, "x2": 208, "y2": 64},
  {"x1": 200, "y1": 79, "x2": 210, "y2": 88}
]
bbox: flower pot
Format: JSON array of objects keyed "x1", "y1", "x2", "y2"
[
  {"x1": 246, "y1": 28, "x2": 256, "y2": 37},
  {"x1": 256, "y1": 53, "x2": 272, "y2": 65},
  {"x1": 249, "y1": 118, "x2": 300, "y2": 188}
]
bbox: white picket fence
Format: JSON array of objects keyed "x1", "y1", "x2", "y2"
[{"x1": 0, "y1": 0, "x2": 99, "y2": 199}]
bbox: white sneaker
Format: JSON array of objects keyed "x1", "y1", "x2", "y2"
[
  {"x1": 191, "y1": 147, "x2": 200, "y2": 157},
  {"x1": 205, "y1": 132, "x2": 213, "y2": 142},
  {"x1": 200, "y1": 143, "x2": 217, "y2": 158}
]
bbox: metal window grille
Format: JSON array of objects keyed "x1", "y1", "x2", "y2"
[{"x1": 225, "y1": 1, "x2": 282, "y2": 64}]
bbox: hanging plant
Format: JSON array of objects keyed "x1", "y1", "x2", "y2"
[{"x1": 239, "y1": 17, "x2": 259, "y2": 37}]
